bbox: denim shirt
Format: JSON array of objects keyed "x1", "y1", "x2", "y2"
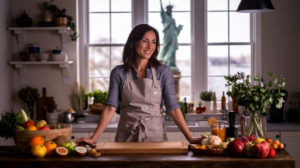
[{"x1": 104, "y1": 64, "x2": 180, "y2": 113}]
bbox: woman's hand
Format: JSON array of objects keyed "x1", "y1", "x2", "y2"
[
  {"x1": 188, "y1": 137, "x2": 203, "y2": 144},
  {"x1": 76, "y1": 137, "x2": 97, "y2": 146}
]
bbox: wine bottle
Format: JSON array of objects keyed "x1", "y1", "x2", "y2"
[{"x1": 221, "y1": 91, "x2": 226, "y2": 110}]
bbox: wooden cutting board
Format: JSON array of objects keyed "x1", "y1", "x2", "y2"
[
  {"x1": 95, "y1": 141, "x2": 189, "y2": 154},
  {"x1": 36, "y1": 88, "x2": 54, "y2": 121}
]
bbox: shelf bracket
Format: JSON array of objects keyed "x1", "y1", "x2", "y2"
[
  {"x1": 14, "y1": 30, "x2": 25, "y2": 52},
  {"x1": 59, "y1": 63, "x2": 69, "y2": 85},
  {"x1": 58, "y1": 29, "x2": 69, "y2": 52},
  {"x1": 15, "y1": 64, "x2": 27, "y2": 85}
]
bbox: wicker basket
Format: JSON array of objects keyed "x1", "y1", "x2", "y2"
[
  {"x1": 13, "y1": 125, "x2": 72, "y2": 154},
  {"x1": 90, "y1": 103, "x2": 104, "y2": 114}
]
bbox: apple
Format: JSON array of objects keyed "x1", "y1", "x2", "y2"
[
  {"x1": 227, "y1": 139, "x2": 245, "y2": 157},
  {"x1": 268, "y1": 148, "x2": 276, "y2": 158},
  {"x1": 19, "y1": 51, "x2": 29, "y2": 61},
  {"x1": 251, "y1": 141, "x2": 270, "y2": 159},
  {"x1": 39, "y1": 126, "x2": 50, "y2": 130},
  {"x1": 200, "y1": 106, "x2": 206, "y2": 113},
  {"x1": 24, "y1": 120, "x2": 35, "y2": 128}
]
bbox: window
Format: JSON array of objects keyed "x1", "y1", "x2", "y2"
[
  {"x1": 148, "y1": 0, "x2": 191, "y2": 102},
  {"x1": 206, "y1": 0, "x2": 252, "y2": 105},
  {"x1": 88, "y1": 0, "x2": 132, "y2": 92},
  {"x1": 80, "y1": 0, "x2": 259, "y2": 107}
]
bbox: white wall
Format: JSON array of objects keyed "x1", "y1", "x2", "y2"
[
  {"x1": 261, "y1": 0, "x2": 300, "y2": 117},
  {"x1": 11, "y1": 0, "x2": 78, "y2": 117},
  {"x1": 0, "y1": 0, "x2": 13, "y2": 115}
]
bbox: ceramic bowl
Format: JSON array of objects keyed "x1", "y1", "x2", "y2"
[{"x1": 40, "y1": 53, "x2": 49, "y2": 62}]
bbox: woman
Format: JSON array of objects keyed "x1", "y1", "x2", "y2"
[{"x1": 76, "y1": 24, "x2": 201, "y2": 144}]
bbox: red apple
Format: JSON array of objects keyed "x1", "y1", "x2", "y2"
[
  {"x1": 200, "y1": 106, "x2": 206, "y2": 113},
  {"x1": 24, "y1": 120, "x2": 35, "y2": 128},
  {"x1": 227, "y1": 139, "x2": 245, "y2": 157},
  {"x1": 251, "y1": 141, "x2": 270, "y2": 159},
  {"x1": 39, "y1": 126, "x2": 50, "y2": 130},
  {"x1": 19, "y1": 51, "x2": 29, "y2": 61},
  {"x1": 268, "y1": 148, "x2": 276, "y2": 158}
]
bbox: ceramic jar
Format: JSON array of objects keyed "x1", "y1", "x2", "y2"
[
  {"x1": 28, "y1": 43, "x2": 40, "y2": 61},
  {"x1": 55, "y1": 17, "x2": 67, "y2": 27},
  {"x1": 16, "y1": 10, "x2": 33, "y2": 27},
  {"x1": 52, "y1": 47, "x2": 62, "y2": 61}
]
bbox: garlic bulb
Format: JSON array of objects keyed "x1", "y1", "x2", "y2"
[{"x1": 207, "y1": 135, "x2": 222, "y2": 146}]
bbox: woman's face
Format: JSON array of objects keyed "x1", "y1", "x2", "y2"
[{"x1": 135, "y1": 30, "x2": 157, "y2": 60}]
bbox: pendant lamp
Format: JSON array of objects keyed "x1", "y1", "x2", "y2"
[{"x1": 236, "y1": 0, "x2": 275, "y2": 13}]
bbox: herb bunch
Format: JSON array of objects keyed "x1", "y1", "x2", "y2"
[
  {"x1": 18, "y1": 86, "x2": 40, "y2": 107},
  {"x1": 93, "y1": 90, "x2": 108, "y2": 104},
  {"x1": 0, "y1": 110, "x2": 23, "y2": 139}
]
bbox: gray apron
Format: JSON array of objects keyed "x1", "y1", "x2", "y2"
[{"x1": 115, "y1": 66, "x2": 168, "y2": 142}]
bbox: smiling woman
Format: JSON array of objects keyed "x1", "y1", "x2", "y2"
[{"x1": 76, "y1": 24, "x2": 202, "y2": 145}]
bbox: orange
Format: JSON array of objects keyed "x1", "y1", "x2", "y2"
[
  {"x1": 273, "y1": 140, "x2": 280, "y2": 146},
  {"x1": 279, "y1": 143, "x2": 284, "y2": 149},
  {"x1": 31, "y1": 144, "x2": 47, "y2": 158},
  {"x1": 272, "y1": 143, "x2": 278, "y2": 149},
  {"x1": 28, "y1": 136, "x2": 44, "y2": 147},
  {"x1": 44, "y1": 141, "x2": 57, "y2": 156},
  {"x1": 266, "y1": 138, "x2": 273, "y2": 144},
  {"x1": 26, "y1": 125, "x2": 37, "y2": 131},
  {"x1": 208, "y1": 117, "x2": 218, "y2": 127},
  {"x1": 90, "y1": 149, "x2": 98, "y2": 154}
]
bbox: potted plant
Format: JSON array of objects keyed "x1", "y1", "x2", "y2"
[
  {"x1": 18, "y1": 86, "x2": 40, "y2": 119},
  {"x1": 90, "y1": 90, "x2": 108, "y2": 114},
  {"x1": 224, "y1": 71, "x2": 286, "y2": 139},
  {"x1": 177, "y1": 100, "x2": 185, "y2": 121},
  {"x1": 43, "y1": 0, "x2": 79, "y2": 41},
  {"x1": 71, "y1": 82, "x2": 86, "y2": 113},
  {"x1": 200, "y1": 91, "x2": 213, "y2": 113},
  {"x1": 196, "y1": 101, "x2": 206, "y2": 114}
]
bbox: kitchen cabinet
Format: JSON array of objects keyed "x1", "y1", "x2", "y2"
[
  {"x1": 70, "y1": 132, "x2": 90, "y2": 143},
  {"x1": 267, "y1": 131, "x2": 281, "y2": 141},
  {"x1": 281, "y1": 131, "x2": 300, "y2": 168},
  {"x1": 90, "y1": 132, "x2": 116, "y2": 143},
  {"x1": 0, "y1": 138, "x2": 14, "y2": 146},
  {"x1": 167, "y1": 132, "x2": 186, "y2": 141}
]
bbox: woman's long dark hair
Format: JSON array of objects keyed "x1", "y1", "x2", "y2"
[{"x1": 122, "y1": 24, "x2": 161, "y2": 71}]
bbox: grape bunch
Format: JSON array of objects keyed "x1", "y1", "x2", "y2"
[{"x1": 241, "y1": 134, "x2": 256, "y2": 146}]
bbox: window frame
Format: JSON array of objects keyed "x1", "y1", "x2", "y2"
[{"x1": 78, "y1": 0, "x2": 261, "y2": 106}]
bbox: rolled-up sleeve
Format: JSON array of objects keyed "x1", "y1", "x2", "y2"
[
  {"x1": 162, "y1": 66, "x2": 181, "y2": 113},
  {"x1": 104, "y1": 67, "x2": 119, "y2": 109}
]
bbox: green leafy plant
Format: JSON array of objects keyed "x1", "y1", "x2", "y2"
[
  {"x1": 178, "y1": 101, "x2": 185, "y2": 120},
  {"x1": 198, "y1": 101, "x2": 202, "y2": 107},
  {"x1": 93, "y1": 90, "x2": 108, "y2": 104},
  {"x1": 18, "y1": 86, "x2": 40, "y2": 107},
  {"x1": 0, "y1": 110, "x2": 23, "y2": 139},
  {"x1": 224, "y1": 71, "x2": 286, "y2": 138},
  {"x1": 200, "y1": 91, "x2": 213, "y2": 101},
  {"x1": 43, "y1": 0, "x2": 79, "y2": 41}
]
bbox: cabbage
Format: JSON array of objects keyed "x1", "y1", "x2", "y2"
[{"x1": 62, "y1": 141, "x2": 76, "y2": 155}]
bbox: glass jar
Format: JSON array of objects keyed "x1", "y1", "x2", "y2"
[{"x1": 211, "y1": 122, "x2": 226, "y2": 142}]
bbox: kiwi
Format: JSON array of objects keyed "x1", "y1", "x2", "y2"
[{"x1": 54, "y1": 135, "x2": 68, "y2": 147}]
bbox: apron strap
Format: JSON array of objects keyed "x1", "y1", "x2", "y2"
[
  {"x1": 123, "y1": 68, "x2": 131, "y2": 89},
  {"x1": 151, "y1": 67, "x2": 159, "y2": 88}
]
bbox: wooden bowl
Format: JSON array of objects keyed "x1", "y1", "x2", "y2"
[
  {"x1": 13, "y1": 125, "x2": 72, "y2": 154},
  {"x1": 191, "y1": 146, "x2": 225, "y2": 156}
]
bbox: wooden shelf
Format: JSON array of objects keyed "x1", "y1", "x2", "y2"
[
  {"x1": 9, "y1": 61, "x2": 74, "y2": 85},
  {"x1": 8, "y1": 27, "x2": 70, "y2": 52}
]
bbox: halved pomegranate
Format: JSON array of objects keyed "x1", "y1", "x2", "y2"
[
  {"x1": 75, "y1": 146, "x2": 87, "y2": 156},
  {"x1": 56, "y1": 147, "x2": 68, "y2": 157}
]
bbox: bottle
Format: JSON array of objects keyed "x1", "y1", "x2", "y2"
[
  {"x1": 183, "y1": 97, "x2": 188, "y2": 114},
  {"x1": 221, "y1": 91, "x2": 226, "y2": 110},
  {"x1": 213, "y1": 92, "x2": 217, "y2": 113},
  {"x1": 226, "y1": 111, "x2": 238, "y2": 139}
]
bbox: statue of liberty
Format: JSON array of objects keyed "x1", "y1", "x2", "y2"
[{"x1": 159, "y1": 0, "x2": 183, "y2": 72}]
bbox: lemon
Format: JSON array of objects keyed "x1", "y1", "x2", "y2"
[
  {"x1": 253, "y1": 138, "x2": 266, "y2": 144},
  {"x1": 31, "y1": 144, "x2": 47, "y2": 158},
  {"x1": 36, "y1": 123, "x2": 44, "y2": 130}
]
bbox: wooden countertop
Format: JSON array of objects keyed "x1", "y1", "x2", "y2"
[{"x1": 0, "y1": 146, "x2": 295, "y2": 168}]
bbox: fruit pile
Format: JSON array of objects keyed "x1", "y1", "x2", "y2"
[
  {"x1": 228, "y1": 135, "x2": 285, "y2": 159},
  {"x1": 28, "y1": 135, "x2": 87, "y2": 158}
]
